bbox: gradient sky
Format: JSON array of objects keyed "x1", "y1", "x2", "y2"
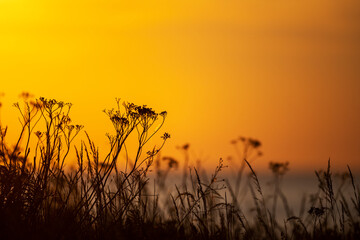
[{"x1": 1, "y1": 0, "x2": 359, "y2": 172}]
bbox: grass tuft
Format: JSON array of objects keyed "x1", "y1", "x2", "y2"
[{"x1": 0, "y1": 97, "x2": 359, "y2": 239}]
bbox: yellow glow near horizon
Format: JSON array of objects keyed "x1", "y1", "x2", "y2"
[{"x1": 1, "y1": 0, "x2": 359, "y2": 173}]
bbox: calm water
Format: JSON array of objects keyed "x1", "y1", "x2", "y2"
[{"x1": 147, "y1": 170, "x2": 360, "y2": 222}]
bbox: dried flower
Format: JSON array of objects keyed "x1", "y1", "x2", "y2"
[
  {"x1": 248, "y1": 138, "x2": 261, "y2": 148},
  {"x1": 161, "y1": 132, "x2": 171, "y2": 140},
  {"x1": 269, "y1": 161, "x2": 289, "y2": 175}
]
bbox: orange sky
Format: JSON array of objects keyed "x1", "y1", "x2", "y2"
[{"x1": 0, "y1": 0, "x2": 359, "y2": 173}]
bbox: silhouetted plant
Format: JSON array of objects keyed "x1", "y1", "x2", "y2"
[{"x1": 0, "y1": 95, "x2": 359, "y2": 240}]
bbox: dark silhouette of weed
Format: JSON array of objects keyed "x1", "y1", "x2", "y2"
[{"x1": 0, "y1": 95, "x2": 359, "y2": 240}]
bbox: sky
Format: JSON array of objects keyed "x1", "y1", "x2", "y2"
[{"x1": 0, "y1": 0, "x2": 359, "y2": 173}]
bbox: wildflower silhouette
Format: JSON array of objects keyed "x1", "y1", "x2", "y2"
[{"x1": 0, "y1": 95, "x2": 359, "y2": 240}]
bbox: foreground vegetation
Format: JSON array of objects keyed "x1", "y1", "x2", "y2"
[{"x1": 0, "y1": 97, "x2": 359, "y2": 239}]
